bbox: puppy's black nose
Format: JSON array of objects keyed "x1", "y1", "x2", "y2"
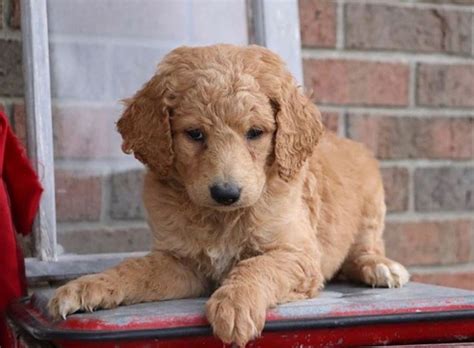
[{"x1": 210, "y1": 182, "x2": 241, "y2": 205}]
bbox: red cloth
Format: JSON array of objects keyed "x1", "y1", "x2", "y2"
[{"x1": 0, "y1": 111, "x2": 43, "y2": 347}]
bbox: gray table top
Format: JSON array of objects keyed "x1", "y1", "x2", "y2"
[{"x1": 24, "y1": 282, "x2": 474, "y2": 331}]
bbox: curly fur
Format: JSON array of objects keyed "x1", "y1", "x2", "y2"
[{"x1": 49, "y1": 44, "x2": 409, "y2": 347}]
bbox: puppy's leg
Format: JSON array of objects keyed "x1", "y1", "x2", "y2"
[
  {"x1": 206, "y1": 246, "x2": 323, "y2": 347},
  {"x1": 48, "y1": 252, "x2": 208, "y2": 319},
  {"x1": 341, "y1": 199, "x2": 409, "y2": 288}
]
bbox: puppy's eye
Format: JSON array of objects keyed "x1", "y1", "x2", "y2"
[
  {"x1": 246, "y1": 128, "x2": 264, "y2": 140},
  {"x1": 186, "y1": 129, "x2": 205, "y2": 142}
]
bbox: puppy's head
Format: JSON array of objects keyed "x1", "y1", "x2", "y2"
[{"x1": 117, "y1": 45, "x2": 323, "y2": 210}]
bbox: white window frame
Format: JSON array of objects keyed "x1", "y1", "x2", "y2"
[{"x1": 22, "y1": 0, "x2": 303, "y2": 282}]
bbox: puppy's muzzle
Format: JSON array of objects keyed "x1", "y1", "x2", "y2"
[{"x1": 210, "y1": 182, "x2": 241, "y2": 205}]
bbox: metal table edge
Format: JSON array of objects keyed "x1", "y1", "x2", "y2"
[{"x1": 7, "y1": 297, "x2": 474, "y2": 342}]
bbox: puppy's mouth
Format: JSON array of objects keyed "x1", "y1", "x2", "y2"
[
  {"x1": 207, "y1": 202, "x2": 248, "y2": 212},
  {"x1": 195, "y1": 195, "x2": 251, "y2": 211},
  {"x1": 189, "y1": 195, "x2": 255, "y2": 212}
]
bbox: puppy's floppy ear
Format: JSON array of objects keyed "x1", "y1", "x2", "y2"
[
  {"x1": 247, "y1": 46, "x2": 324, "y2": 182},
  {"x1": 273, "y1": 85, "x2": 323, "y2": 181},
  {"x1": 117, "y1": 74, "x2": 174, "y2": 178}
]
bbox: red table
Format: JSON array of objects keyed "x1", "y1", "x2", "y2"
[{"x1": 7, "y1": 282, "x2": 474, "y2": 347}]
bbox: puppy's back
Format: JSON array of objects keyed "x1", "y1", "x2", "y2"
[{"x1": 314, "y1": 131, "x2": 383, "y2": 196}]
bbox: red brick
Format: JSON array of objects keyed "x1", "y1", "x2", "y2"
[
  {"x1": 321, "y1": 111, "x2": 339, "y2": 133},
  {"x1": 303, "y1": 59, "x2": 409, "y2": 106},
  {"x1": 345, "y1": 4, "x2": 472, "y2": 55},
  {"x1": 110, "y1": 169, "x2": 145, "y2": 220},
  {"x1": 55, "y1": 169, "x2": 102, "y2": 222},
  {"x1": 347, "y1": 115, "x2": 473, "y2": 159},
  {"x1": 381, "y1": 167, "x2": 409, "y2": 213},
  {"x1": 412, "y1": 271, "x2": 474, "y2": 291},
  {"x1": 0, "y1": 39, "x2": 23, "y2": 96},
  {"x1": 58, "y1": 226, "x2": 151, "y2": 254},
  {"x1": 384, "y1": 220, "x2": 473, "y2": 266},
  {"x1": 299, "y1": 0, "x2": 336, "y2": 48},
  {"x1": 9, "y1": 0, "x2": 20, "y2": 29},
  {"x1": 417, "y1": 64, "x2": 474, "y2": 108},
  {"x1": 414, "y1": 167, "x2": 474, "y2": 212},
  {"x1": 53, "y1": 105, "x2": 123, "y2": 159},
  {"x1": 12, "y1": 103, "x2": 26, "y2": 148}
]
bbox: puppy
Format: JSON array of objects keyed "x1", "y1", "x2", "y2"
[{"x1": 49, "y1": 44, "x2": 409, "y2": 347}]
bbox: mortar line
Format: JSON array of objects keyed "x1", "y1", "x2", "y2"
[
  {"x1": 409, "y1": 61, "x2": 417, "y2": 108},
  {"x1": 338, "y1": 109, "x2": 347, "y2": 137},
  {"x1": 406, "y1": 163, "x2": 416, "y2": 213},
  {"x1": 317, "y1": 105, "x2": 474, "y2": 116},
  {"x1": 100, "y1": 171, "x2": 112, "y2": 225},
  {"x1": 57, "y1": 220, "x2": 149, "y2": 233},
  {"x1": 472, "y1": 6, "x2": 474, "y2": 57},
  {"x1": 50, "y1": 99, "x2": 122, "y2": 108},
  {"x1": 379, "y1": 159, "x2": 474, "y2": 167},
  {"x1": 386, "y1": 212, "x2": 474, "y2": 222},
  {"x1": 103, "y1": 44, "x2": 113, "y2": 101},
  {"x1": 0, "y1": 96, "x2": 24, "y2": 104},
  {"x1": 48, "y1": 33, "x2": 231, "y2": 49},
  {"x1": 302, "y1": 48, "x2": 474, "y2": 64},
  {"x1": 346, "y1": 0, "x2": 474, "y2": 12},
  {"x1": 0, "y1": 29, "x2": 21, "y2": 39},
  {"x1": 409, "y1": 262, "x2": 474, "y2": 274},
  {"x1": 54, "y1": 160, "x2": 143, "y2": 173},
  {"x1": 336, "y1": 0, "x2": 345, "y2": 50}
]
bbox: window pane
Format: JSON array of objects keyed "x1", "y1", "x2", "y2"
[{"x1": 47, "y1": 0, "x2": 248, "y2": 255}]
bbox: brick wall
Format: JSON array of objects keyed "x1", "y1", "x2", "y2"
[
  {"x1": 300, "y1": 0, "x2": 474, "y2": 289},
  {"x1": 2, "y1": 0, "x2": 473, "y2": 290}
]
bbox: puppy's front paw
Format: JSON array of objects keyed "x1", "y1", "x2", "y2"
[
  {"x1": 206, "y1": 284, "x2": 266, "y2": 347},
  {"x1": 360, "y1": 257, "x2": 410, "y2": 288},
  {"x1": 48, "y1": 274, "x2": 124, "y2": 320}
]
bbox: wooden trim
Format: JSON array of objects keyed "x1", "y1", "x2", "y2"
[
  {"x1": 21, "y1": 0, "x2": 57, "y2": 261},
  {"x1": 25, "y1": 252, "x2": 148, "y2": 283},
  {"x1": 246, "y1": 0, "x2": 266, "y2": 45},
  {"x1": 246, "y1": 0, "x2": 303, "y2": 84}
]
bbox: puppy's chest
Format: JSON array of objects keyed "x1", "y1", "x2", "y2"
[
  {"x1": 196, "y1": 240, "x2": 261, "y2": 283},
  {"x1": 170, "y1": 210, "x2": 268, "y2": 283}
]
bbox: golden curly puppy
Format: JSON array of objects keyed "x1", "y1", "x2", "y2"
[{"x1": 49, "y1": 44, "x2": 409, "y2": 347}]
